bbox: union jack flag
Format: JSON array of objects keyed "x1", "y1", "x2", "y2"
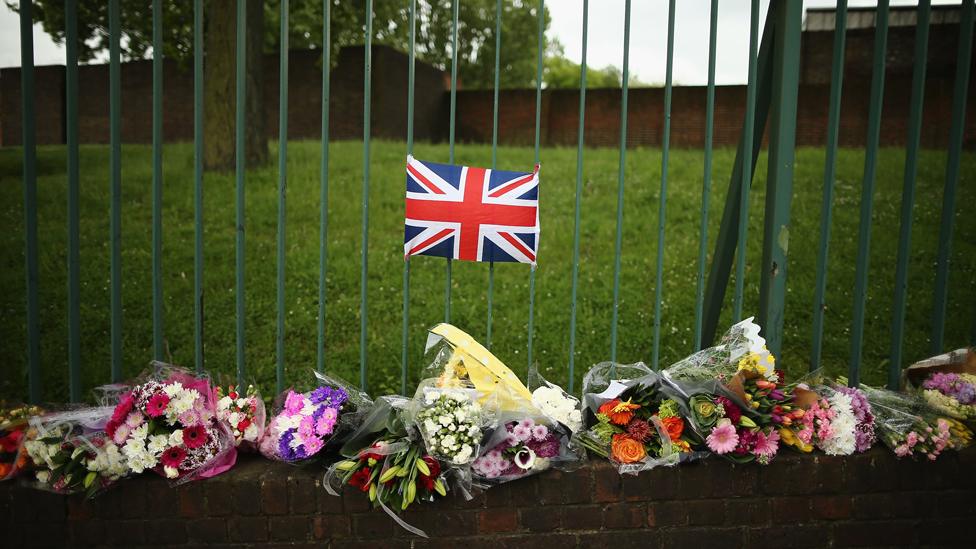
[{"x1": 403, "y1": 155, "x2": 540, "y2": 265}]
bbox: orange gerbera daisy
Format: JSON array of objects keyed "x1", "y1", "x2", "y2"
[{"x1": 598, "y1": 399, "x2": 641, "y2": 426}]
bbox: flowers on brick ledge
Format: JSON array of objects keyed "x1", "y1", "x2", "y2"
[{"x1": 1, "y1": 322, "x2": 974, "y2": 536}]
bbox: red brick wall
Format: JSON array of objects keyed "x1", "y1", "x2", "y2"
[{"x1": 2, "y1": 448, "x2": 974, "y2": 547}]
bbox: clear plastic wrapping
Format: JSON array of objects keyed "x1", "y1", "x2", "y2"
[
  {"x1": 471, "y1": 410, "x2": 582, "y2": 484},
  {"x1": 22, "y1": 407, "x2": 129, "y2": 497},
  {"x1": 409, "y1": 379, "x2": 492, "y2": 466},
  {"x1": 903, "y1": 348, "x2": 976, "y2": 421},
  {"x1": 661, "y1": 317, "x2": 778, "y2": 388},
  {"x1": 860, "y1": 384, "x2": 972, "y2": 459},
  {"x1": 259, "y1": 369, "x2": 371, "y2": 463}
]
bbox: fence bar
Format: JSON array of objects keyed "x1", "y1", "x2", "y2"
[
  {"x1": 757, "y1": 0, "x2": 802, "y2": 359},
  {"x1": 848, "y1": 0, "x2": 889, "y2": 387},
  {"x1": 65, "y1": 0, "x2": 81, "y2": 402},
  {"x1": 528, "y1": 0, "x2": 544, "y2": 372},
  {"x1": 694, "y1": 0, "x2": 718, "y2": 352},
  {"x1": 193, "y1": 0, "x2": 204, "y2": 374},
  {"x1": 235, "y1": 0, "x2": 247, "y2": 383},
  {"x1": 317, "y1": 0, "x2": 331, "y2": 375},
  {"x1": 109, "y1": 0, "x2": 122, "y2": 382},
  {"x1": 652, "y1": 0, "x2": 675, "y2": 370},
  {"x1": 568, "y1": 0, "x2": 589, "y2": 392},
  {"x1": 276, "y1": 0, "x2": 289, "y2": 394},
  {"x1": 733, "y1": 0, "x2": 759, "y2": 324},
  {"x1": 402, "y1": 0, "x2": 416, "y2": 395},
  {"x1": 487, "y1": 0, "x2": 502, "y2": 350},
  {"x1": 931, "y1": 0, "x2": 975, "y2": 353},
  {"x1": 152, "y1": 0, "x2": 164, "y2": 361},
  {"x1": 360, "y1": 0, "x2": 373, "y2": 391},
  {"x1": 810, "y1": 0, "x2": 848, "y2": 371},
  {"x1": 20, "y1": 0, "x2": 40, "y2": 403},
  {"x1": 445, "y1": 0, "x2": 460, "y2": 323},
  {"x1": 610, "y1": 0, "x2": 631, "y2": 363},
  {"x1": 888, "y1": 0, "x2": 930, "y2": 388}
]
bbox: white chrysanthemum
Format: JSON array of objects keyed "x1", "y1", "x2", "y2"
[
  {"x1": 163, "y1": 382, "x2": 184, "y2": 397},
  {"x1": 820, "y1": 392, "x2": 857, "y2": 456},
  {"x1": 147, "y1": 434, "x2": 169, "y2": 455},
  {"x1": 130, "y1": 423, "x2": 149, "y2": 441}
]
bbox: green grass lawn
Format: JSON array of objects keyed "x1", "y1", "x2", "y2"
[{"x1": 1, "y1": 140, "x2": 974, "y2": 402}]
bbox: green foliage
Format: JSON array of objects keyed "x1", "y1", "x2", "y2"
[
  {"x1": 0, "y1": 142, "x2": 973, "y2": 402},
  {"x1": 9, "y1": 0, "x2": 551, "y2": 89}
]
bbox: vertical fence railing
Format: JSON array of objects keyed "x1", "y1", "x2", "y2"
[
  {"x1": 487, "y1": 0, "x2": 502, "y2": 351},
  {"x1": 235, "y1": 0, "x2": 247, "y2": 384},
  {"x1": 277, "y1": 0, "x2": 290, "y2": 394},
  {"x1": 694, "y1": 0, "x2": 719, "y2": 352},
  {"x1": 402, "y1": 0, "x2": 416, "y2": 395},
  {"x1": 527, "y1": 0, "x2": 544, "y2": 374},
  {"x1": 811, "y1": 0, "x2": 849, "y2": 372},
  {"x1": 19, "y1": 0, "x2": 41, "y2": 404},
  {"x1": 567, "y1": 0, "x2": 588, "y2": 392},
  {"x1": 733, "y1": 0, "x2": 758, "y2": 324},
  {"x1": 12, "y1": 1, "x2": 976, "y2": 403},
  {"x1": 932, "y1": 0, "x2": 975, "y2": 353},
  {"x1": 65, "y1": 0, "x2": 81, "y2": 402},
  {"x1": 609, "y1": 0, "x2": 631, "y2": 364},
  {"x1": 848, "y1": 0, "x2": 889, "y2": 388},
  {"x1": 193, "y1": 0, "x2": 204, "y2": 374},
  {"x1": 318, "y1": 1, "x2": 331, "y2": 376},
  {"x1": 109, "y1": 0, "x2": 123, "y2": 382},
  {"x1": 888, "y1": 0, "x2": 931, "y2": 389},
  {"x1": 152, "y1": 0, "x2": 164, "y2": 362},
  {"x1": 651, "y1": 0, "x2": 675, "y2": 370},
  {"x1": 360, "y1": 0, "x2": 373, "y2": 391}
]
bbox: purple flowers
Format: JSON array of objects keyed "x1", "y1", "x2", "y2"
[
  {"x1": 473, "y1": 419, "x2": 562, "y2": 479},
  {"x1": 835, "y1": 385, "x2": 876, "y2": 452},
  {"x1": 264, "y1": 386, "x2": 348, "y2": 462},
  {"x1": 922, "y1": 373, "x2": 976, "y2": 405}
]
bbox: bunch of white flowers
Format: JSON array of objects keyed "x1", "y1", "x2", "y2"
[
  {"x1": 820, "y1": 391, "x2": 857, "y2": 456},
  {"x1": 87, "y1": 440, "x2": 129, "y2": 480},
  {"x1": 122, "y1": 423, "x2": 162, "y2": 474},
  {"x1": 416, "y1": 389, "x2": 482, "y2": 465},
  {"x1": 531, "y1": 385, "x2": 583, "y2": 433}
]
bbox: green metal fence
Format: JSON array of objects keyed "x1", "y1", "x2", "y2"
[{"x1": 11, "y1": 0, "x2": 976, "y2": 404}]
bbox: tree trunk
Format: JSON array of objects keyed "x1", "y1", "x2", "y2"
[{"x1": 204, "y1": 0, "x2": 267, "y2": 171}]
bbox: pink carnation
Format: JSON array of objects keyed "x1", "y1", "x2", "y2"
[{"x1": 284, "y1": 391, "x2": 305, "y2": 415}]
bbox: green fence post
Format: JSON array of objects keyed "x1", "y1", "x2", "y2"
[
  {"x1": 402, "y1": 0, "x2": 415, "y2": 395},
  {"x1": 318, "y1": 0, "x2": 331, "y2": 375},
  {"x1": 109, "y1": 0, "x2": 123, "y2": 382},
  {"x1": 528, "y1": 0, "x2": 544, "y2": 373},
  {"x1": 65, "y1": 0, "x2": 81, "y2": 402},
  {"x1": 931, "y1": 0, "x2": 975, "y2": 353},
  {"x1": 888, "y1": 0, "x2": 930, "y2": 388},
  {"x1": 610, "y1": 0, "x2": 631, "y2": 364},
  {"x1": 811, "y1": 0, "x2": 848, "y2": 371},
  {"x1": 360, "y1": 0, "x2": 373, "y2": 391},
  {"x1": 20, "y1": 0, "x2": 41, "y2": 403},
  {"x1": 193, "y1": 0, "x2": 204, "y2": 374},
  {"x1": 276, "y1": 0, "x2": 289, "y2": 394},
  {"x1": 733, "y1": 0, "x2": 759, "y2": 324},
  {"x1": 445, "y1": 0, "x2": 461, "y2": 324},
  {"x1": 487, "y1": 0, "x2": 502, "y2": 351},
  {"x1": 235, "y1": 0, "x2": 247, "y2": 384},
  {"x1": 694, "y1": 0, "x2": 718, "y2": 352},
  {"x1": 567, "y1": 0, "x2": 589, "y2": 392},
  {"x1": 757, "y1": 0, "x2": 803, "y2": 359},
  {"x1": 848, "y1": 0, "x2": 889, "y2": 387},
  {"x1": 652, "y1": 0, "x2": 675, "y2": 370},
  {"x1": 152, "y1": 0, "x2": 165, "y2": 361}
]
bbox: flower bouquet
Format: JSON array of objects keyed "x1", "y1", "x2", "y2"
[
  {"x1": 688, "y1": 391, "x2": 779, "y2": 464},
  {"x1": 859, "y1": 384, "x2": 972, "y2": 460},
  {"x1": 903, "y1": 348, "x2": 976, "y2": 421},
  {"x1": 0, "y1": 404, "x2": 43, "y2": 481},
  {"x1": 472, "y1": 414, "x2": 580, "y2": 483},
  {"x1": 260, "y1": 370, "x2": 370, "y2": 463},
  {"x1": 662, "y1": 317, "x2": 779, "y2": 390},
  {"x1": 215, "y1": 384, "x2": 266, "y2": 448},
  {"x1": 411, "y1": 382, "x2": 487, "y2": 466},
  {"x1": 22, "y1": 407, "x2": 129, "y2": 497},
  {"x1": 781, "y1": 375, "x2": 875, "y2": 456},
  {"x1": 527, "y1": 363, "x2": 583, "y2": 434},
  {"x1": 104, "y1": 362, "x2": 235, "y2": 483},
  {"x1": 327, "y1": 396, "x2": 450, "y2": 538},
  {"x1": 577, "y1": 362, "x2": 695, "y2": 474}
]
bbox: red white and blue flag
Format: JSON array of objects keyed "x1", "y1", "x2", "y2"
[{"x1": 403, "y1": 155, "x2": 540, "y2": 265}]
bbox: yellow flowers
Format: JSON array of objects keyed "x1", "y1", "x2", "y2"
[{"x1": 778, "y1": 427, "x2": 813, "y2": 453}]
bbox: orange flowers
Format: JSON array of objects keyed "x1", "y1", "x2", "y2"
[
  {"x1": 610, "y1": 434, "x2": 646, "y2": 463},
  {"x1": 598, "y1": 399, "x2": 641, "y2": 426},
  {"x1": 659, "y1": 416, "x2": 685, "y2": 442}
]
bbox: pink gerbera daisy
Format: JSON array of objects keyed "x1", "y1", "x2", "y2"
[
  {"x1": 753, "y1": 429, "x2": 780, "y2": 458},
  {"x1": 182, "y1": 425, "x2": 208, "y2": 449},
  {"x1": 706, "y1": 420, "x2": 739, "y2": 454},
  {"x1": 146, "y1": 393, "x2": 170, "y2": 418},
  {"x1": 160, "y1": 445, "x2": 187, "y2": 468}
]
